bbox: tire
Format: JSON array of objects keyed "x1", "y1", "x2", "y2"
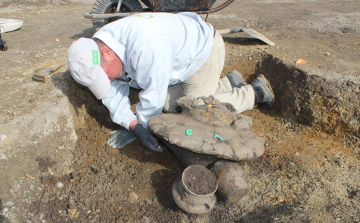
[{"x1": 92, "y1": 0, "x2": 143, "y2": 28}]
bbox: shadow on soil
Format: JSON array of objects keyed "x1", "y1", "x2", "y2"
[
  {"x1": 0, "y1": 199, "x2": 10, "y2": 223},
  {"x1": 71, "y1": 27, "x2": 97, "y2": 39},
  {"x1": 223, "y1": 36, "x2": 267, "y2": 46},
  {"x1": 239, "y1": 203, "x2": 300, "y2": 223},
  {"x1": 151, "y1": 169, "x2": 179, "y2": 210}
]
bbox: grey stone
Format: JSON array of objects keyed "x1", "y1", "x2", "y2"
[{"x1": 148, "y1": 96, "x2": 264, "y2": 161}]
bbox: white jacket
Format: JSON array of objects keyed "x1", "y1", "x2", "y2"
[{"x1": 93, "y1": 12, "x2": 214, "y2": 129}]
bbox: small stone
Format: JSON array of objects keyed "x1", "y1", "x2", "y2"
[
  {"x1": 0, "y1": 135, "x2": 7, "y2": 140},
  {"x1": 5, "y1": 201, "x2": 14, "y2": 206},
  {"x1": 68, "y1": 209, "x2": 79, "y2": 219},
  {"x1": 141, "y1": 216, "x2": 151, "y2": 223},
  {"x1": 55, "y1": 39, "x2": 60, "y2": 42},
  {"x1": 57, "y1": 182, "x2": 64, "y2": 188},
  {"x1": 128, "y1": 167, "x2": 135, "y2": 175},
  {"x1": 128, "y1": 192, "x2": 139, "y2": 204},
  {"x1": 295, "y1": 152, "x2": 300, "y2": 156},
  {"x1": 324, "y1": 52, "x2": 330, "y2": 56},
  {"x1": 41, "y1": 196, "x2": 49, "y2": 203},
  {"x1": 132, "y1": 173, "x2": 139, "y2": 179},
  {"x1": 248, "y1": 56, "x2": 252, "y2": 61},
  {"x1": 69, "y1": 197, "x2": 76, "y2": 208},
  {"x1": 26, "y1": 174, "x2": 36, "y2": 180}
]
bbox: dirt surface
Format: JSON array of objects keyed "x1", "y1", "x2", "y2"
[
  {"x1": 183, "y1": 166, "x2": 217, "y2": 195},
  {"x1": 0, "y1": 0, "x2": 359, "y2": 222}
]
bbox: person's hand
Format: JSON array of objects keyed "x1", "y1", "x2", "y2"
[{"x1": 133, "y1": 123, "x2": 163, "y2": 152}]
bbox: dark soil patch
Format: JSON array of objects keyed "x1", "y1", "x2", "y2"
[{"x1": 183, "y1": 166, "x2": 217, "y2": 195}]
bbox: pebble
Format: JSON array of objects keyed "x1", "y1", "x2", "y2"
[
  {"x1": 41, "y1": 196, "x2": 49, "y2": 203},
  {"x1": 295, "y1": 152, "x2": 300, "y2": 156},
  {"x1": 0, "y1": 154, "x2": 6, "y2": 160},
  {"x1": 128, "y1": 167, "x2": 135, "y2": 175},
  {"x1": 128, "y1": 191, "x2": 139, "y2": 204},
  {"x1": 324, "y1": 52, "x2": 330, "y2": 56},
  {"x1": 68, "y1": 209, "x2": 79, "y2": 219},
  {"x1": 0, "y1": 135, "x2": 7, "y2": 140},
  {"x1": 55, "y1": 39, "x2": 60, "y2": 42},
  {"x1": 142, "y1": 216, "x2": 151, "y2": 223},
  {"x1": 57, "y1": 182, "x2": 64, "y2": 188},
  {"x1": 132, "y1": 173, "x2": 139, "y2": 179},
  {"x1": 5, "y1": 201, "x2": 14, "y2": 206}
]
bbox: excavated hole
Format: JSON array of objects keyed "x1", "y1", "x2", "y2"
[
  {"x1": 34, "y1": 50, "x2": 360, "y2": 222},
  {"x1": 223, "y1": 52, "x2": 359, "y2": 138}
]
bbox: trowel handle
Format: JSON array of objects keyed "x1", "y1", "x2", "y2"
[{"x1": 217, "y1": 28, "x2": 244, "y2": 35}]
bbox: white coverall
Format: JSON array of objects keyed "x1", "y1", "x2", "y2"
[{"x1": 93, "y1": 12, "x2": 255, "y2": 130}]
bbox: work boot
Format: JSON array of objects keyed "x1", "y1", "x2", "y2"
[
  {"x1": 227, "y1": 70, "x2": 247, "y2": 88},
  {"x1": 250, "y1": 74, "x2": 275, "y2": 108}
]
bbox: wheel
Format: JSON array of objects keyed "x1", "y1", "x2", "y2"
[{"x1": 92, "y1": 0, "x2": 143, "y2": 28}]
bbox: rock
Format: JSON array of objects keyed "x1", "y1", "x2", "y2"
[
  {"x1": 0, "y1": 135, "x2": 7, "y2": 140},
  {"x1": 5, "y1": 201, "x2": 14, "y2": 206},
  {"x1": 68, "y1": 209, "x2": 79, "y2": 219},
  {"x1": 141, "y1": 216, "x2": 151, "y2": 223},
  {"x1": 41, "y1": 195, "x2": 49, "y2": 203},
  {"x1": 128, "y1": 192, "x2": 138, "y2": 204},
  {"x1": 211, "y1": 161, "x2": 249, "y2": 203},
  {"x1": 148, "y1": 96, "x2": 264, "y2": 161},
  {"x1": 233, "y1": 114, "x2": 252, "y2": 130},
  {"x1": 56, "y1": 182, "x2": 64, "y2": 188},
  {"x1": 68, "y1": 197, "x2": 76, "y2": 208}
]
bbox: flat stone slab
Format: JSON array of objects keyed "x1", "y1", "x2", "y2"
[{"x1": 148, "y1": 97, "x2": 264, "y2": 161}]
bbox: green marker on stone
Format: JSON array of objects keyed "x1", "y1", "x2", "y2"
[{"x1": 186, "y1": 129, "x2": 192, "y2": 136}]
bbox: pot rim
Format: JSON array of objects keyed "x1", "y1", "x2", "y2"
[{"x1": 181, "y1": 165, "x2": 218, "y2": 196}]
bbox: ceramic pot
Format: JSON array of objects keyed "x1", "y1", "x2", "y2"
[{"x1": 172, "y1": 165, "x2": 218, "y2": 214}]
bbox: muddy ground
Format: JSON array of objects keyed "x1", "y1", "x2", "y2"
[{"x1": 0, "y1": 0, "x2": 359, "y2": 222}]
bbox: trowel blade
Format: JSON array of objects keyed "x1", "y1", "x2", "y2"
[
  {"x1": 218, "y1": 27, "x2": 275, "y2": 46},
  {"x1": 108, "y1": 128, "x2": 138, "y2": 149}
]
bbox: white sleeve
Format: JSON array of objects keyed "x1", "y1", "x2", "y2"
[
  {"x1": 101, "y1": 80, "x2": 137, "y2": 130},
  {"x1": 130, "y1": 35, "x2": 174, "y2": 127}
]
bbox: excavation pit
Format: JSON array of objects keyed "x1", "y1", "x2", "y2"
[{"x1": 33, "y1": 51, "x2": 359, "y2": 222}]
